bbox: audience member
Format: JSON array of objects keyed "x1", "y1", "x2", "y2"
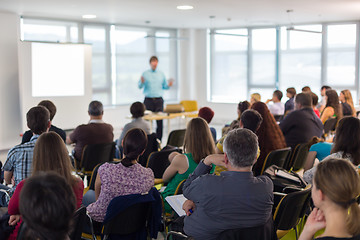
[
  {"x1": 118, "y1": 101, "x2": 151, "y2": 146},
  {"x1": 302, "y1": 86, "x2": 312, "y2": 93},
  {"x1": 339, "y1": 90, "x2": 356, "y2": 117},
  {"x1": 237, "y1": 101, "x2": 251, "y2": 120},
  {"x1": 266, "y1": 90, "x2": 285, "y2": 116},
  {"x1": 304, "y1": 116, "x2": 360, "y2": 183},
  {"x1": 250, "y1": 93, "x2": 261, "y2": 105},
  {"x1": 161, "y1": 118, "x2": 215, "y2": 213},
  {"x1": 18, "y1": 173, "x2": 76, "y2": 240},
  {"x1": 320, "y1": 90, "x2": 343, "y2": 124},
  {"x1": 307, "y1": 137, "x2": 332, "y2": 162},
  {"x1": 2, "y1": 106, "x2": 50, "y2": 198},
  {"x1": 86, "y1": 128, "x2": 154, "y2": 222},
  {"x1": 299, "y1": 159, "x2": 360, "y2": 240},
  {"x1": 67, "y1": 101, "x2": 114, "y2": 164},
  {"x1": 21, "y1": 100, "x2": 66, "y2": 144},
  {"x1": 251, "y1": 102, "x2": 287, "y2": 176},
  {"x1": 7, "y1": 132, "x2": 84, "y2": 240},
  {"x1": 280, "y1": 93, "x2": 323, "y2": 149},
  {"x1": 318, "y1": 85, "x2": 332, "y2": 112},
  {"x1": 182, "y1": 129, "x2": 273, "y2": 240},
  {"x1": 310, "y1": 92, "x2": 321, "y2": 117},
  {"x1": 285, "y1": 87, "x2": 296, "y2": 114},
  {"x1": 198, "y1": 107, "x2": 217, "y2": 142}
]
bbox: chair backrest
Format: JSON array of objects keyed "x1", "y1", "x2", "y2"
[
  {"x1": 80, "y1": 142, "x2": 116, "y2": 172},
  {"x1": 174, "y1": 179, "x2": 186, "y2": 195},
  {"x1": 216, "y1": 217, "x2": 277, "y2": 240},
  {"x1": 147, "y1": 149, "x2": 181, "y2": 178},
  {"x1": 273, "y1": 187, "x2": 312, "y2": 231},
  {"x1": 180, "y1": 100, "x2": 198, "y2": 112},
  {"x1": 260, "y1": 147, "x2": 292, "y2": 175},
  {"x1": 138, "y1": 133, "x2": 160, "y2": 167},
  {"x1": 69, "y1": 207, "x2": 87, "y2": 240},
  {"x1": 88, "y1": 163, "x2": 103, "y2": 191},
  {"x1": 167, "y1": 129, "x2": 186, "y2": 147},
  {"x1": 323, "y1": 117, "x2": 337, "y2": 134},
  {"x1": 290, "y1": 143, "x2": 310, "y2": 171},
  {"x1": 102, "y1": 202, "x2": 152, "y2": 236}
]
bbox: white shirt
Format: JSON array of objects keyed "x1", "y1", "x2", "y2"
[{"x1": 267, "y1": 102, "x2": 285, "y2": 115}]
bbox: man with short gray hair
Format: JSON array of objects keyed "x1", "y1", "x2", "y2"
[{"x1": 181, "y1": 128, "x2": 273, "y2": 240}]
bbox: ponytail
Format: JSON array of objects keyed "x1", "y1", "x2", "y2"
[
  {"x1": 121, "y1": 128, "x2": 148, "y2": 168},
  {"x1": 346, "y1": 200, "x2": 360, "y2": 236}
]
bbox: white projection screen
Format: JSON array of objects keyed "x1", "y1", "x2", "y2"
[{"x1": 18, "y1": 41, "x2": 93, "y2": 132}]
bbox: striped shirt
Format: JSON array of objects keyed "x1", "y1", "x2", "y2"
[{"x1": 3, "y1": 135, "x2": 39, "y2": 195}]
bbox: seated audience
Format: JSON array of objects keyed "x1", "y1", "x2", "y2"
[
  {"x1": 320, "y1": 89, "x2": 343, "y2": 124},
  {"x1": 21, "y1": 100, "x2": 66, "y2": 144},
  {"x1": 310, "y1": 92, "x2": 321, "y2": 117},
  {"x1": 308, "y1": 137, "x2": 332, "y2": 161},
  {"x1": 86, "y1": 128, "x2": 154, "y2": 222},
  {"x1": 7, "y1": 132, "x2": 84, "y2": 240},
  {"x1": 304, "y1": 116, "x2": 360, "y2": 183},
  {"x1": 339, "y1": 90, "x2": 356, "y2": 117},
  {"x1": 198, "y1": 106, "x2": 217, "y2": 142},
  {"x1": 280, "y1": 93, "x2": 323, "y2": 149},
  {"x1": 118, "y1": 101, "x2": 151, "y2": 146},
  {"x1": 182, "y1": 129, "x2": 273, "y2": 240},
  {"x1": 285, "y1": 87, "x2": 296, "y2": 114},
  {"x1": 18, "y1": 173, "x2": 76, "y2": 240},
  {"x1": 317, "y1": 85, "x2": 332, "y2": 112},
  {"x1": 302, "y1": 86, "x2": 312, "y2": 93},
  {"x1": 251, "y1": 102, "x2": 287, "y2": 176},
  {"x1": 250, "y1": 93, "x2": 261, "y2": 105},
  {"x1": 161, "y1": 118, "x2": 215, "y2": 213},
  {"x1": 266, "y1": 90, "x2": 285, "y2": 116},
  {"x1": 67, "y1": 101, "x2": 114, "y2": 165},
  {"x1": 299, "y1": 159, "x2": 360, "y2": 240},
  {"x1": 2, "y1": 106, "x2": 50, "y2": 197},
  {"x1": 237, "y1": 100, "x2": 251, "y2": 120}
]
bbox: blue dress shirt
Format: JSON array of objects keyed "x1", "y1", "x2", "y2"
[{"x1": 138, "y1": 69, "x2": 169, "y2": 98}]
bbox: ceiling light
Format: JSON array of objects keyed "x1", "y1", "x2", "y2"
[
  {"x1": 177, "y1": 5, "x2": 194, "y2": 10},
  {"x1": 82, "y1": 14, "x2": 97, "y2": 19}
]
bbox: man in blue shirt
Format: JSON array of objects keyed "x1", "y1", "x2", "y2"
[{"x1": 138, "y1": 56, "x2": 173, "y2": 140}]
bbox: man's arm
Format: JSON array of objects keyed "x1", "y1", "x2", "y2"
[
  {"x1": 279, "y1": 112, "x2": 293, "y2": 135},
  {"x1": 138, "y1": 75, "x2": 145, "y2": 89},
  {"x1": 4, "y1": 171, "x2": 13, "y2": 185}
]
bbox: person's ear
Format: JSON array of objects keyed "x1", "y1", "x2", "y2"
[
  {"x1": 224, "y1": 153, "x2": 230, "y2": 166},
  {"x1": 239, "y1": 120, "x2": 244, "y2": 128},
  {"x1": 47, "y1": 120, "x2": 51, "y2": 131}
]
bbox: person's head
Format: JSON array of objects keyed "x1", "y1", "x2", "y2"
[
  {"x1": 325, "y1": 89, "x2": 342, "y2": 119},
  {"x1": 27, "y1": 106, "x2": 50, "y2": 135},
  {"x1": 294, "y1": 93, "x2": 312, "y2": 110},
  {"x1": 19, "y1": 172, "x2": 76, "y2": 240},
  {"x1": 149, "y1": 56, "x2": 158, "y2": 70},
  {"x1": 223, "y1": 128, "x2": 259, "y2": 169},
  {"x1": 340, "y1": 90, "x2": 355, "y2": 112},
  {"x1": 184, "y1": 118, "x2": 215, "y2": 163},
  {"x1": 313, "y1": 158, "x2": 360, "y2": 236},
  {"x1": 250, "y1": 93, "x2": 261, "y2": 105},
  {"x1": 332, "y1": 116, "x2": 360, "y2": 165},
  {"x1": 321, "y1": 85, "x2": 331, "y2": 96},
  {"x1": 272, "y1": 90, "x2": 283, "y2": 102},
  {"x1": 286, "y1": 87, "x2": 296, "y2": 99},
  {"x1": 240, "y1": 109, "x2": 263, "y2": 133},
  {"x1": 122, "y1": 128, "x2": 148, "y2": 167},
  {"x1": 38, "y1": 100, "x2": 56, "y2": 121},
  {"x1": 88, "y1": 101, "x2": 104, "y2": 118},
  {"x1": 130, "y1": 101, "x2": 146, "y2": 118},
  {"x1": 310, "y1": 92, "x2": 319, "y2": 108},
  {"x1": 302, "y1": 86, "x2": 311, "y2": 93},
  {"x1": 307, "y1": 136, "x2": 323, "y2": 147},
  {"x1": 198, "y1": 107, "x2": 215, "y2": 124},
  {"x1": 237, "y1": 101, "x2": 250, "y2": 119},
  {"x1": 33, "y1": 132, "x2": 76, "y2": 186}
]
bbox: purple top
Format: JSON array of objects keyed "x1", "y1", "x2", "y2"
[{"x1": 87, "y1": 162, "x2": 154, "y2": 222}]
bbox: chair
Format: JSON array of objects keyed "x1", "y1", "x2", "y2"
[
  {"x1": 273, "y1": 186, "x2": 312, "y2": 240},
  {"x1": 75, "y1": 142, "x2": 116, "y2": 180},
  {"x1": 323, "y1": 117, "x2": 337, "y2": 136},
  {"x1": 167, "y1": 129, "x2": 186, "y2": 147},
  {"x1": 260, "y1": 147, "x2": 292, "y2": 175},
  {"x1": 138, "y1": 133, "x2": 160, "y2": 167},
  {"x1": 285, "y1": 143, "x2": 310, "y2": 172},
  {"x1": 216, "y1": 217, "x2": 277, "y2": 240},
  {"x1": 273, "y1": 115, "x2": 284, "y2": 122},
  {"x1": 180, "y1": 100, "x2": 198, "y2": 112},
  {"x1": 147, "y1": 148, "x2": 182, "y2": 179},
  {"x1": 69, "y1": 207, "x2": 87, "y2": 240},
  {"x1": 174, "y1": 179, "x2": 186, "y2": 195}
]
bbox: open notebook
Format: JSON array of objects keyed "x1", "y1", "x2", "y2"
[
  {"x1": 275, "y1": 169, "x2": 302, "y2": 183},
  {"x1": 165, "y1": 194, "x2": 188, "y2": 216}
]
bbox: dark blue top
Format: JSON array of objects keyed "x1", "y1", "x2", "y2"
[
  {"x1": 284, "y1": 97, "x2": 295, "y2": 113},
  {"x1": 21, "y1": 125, "x2": 66, "y2": 144}
]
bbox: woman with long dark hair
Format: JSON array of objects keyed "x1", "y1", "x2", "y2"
[{"x1": 320, "y1": 89, "x2": 343, "y2": 124}]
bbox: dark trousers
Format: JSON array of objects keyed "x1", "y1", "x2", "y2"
[{"x1": 144, "y1": 97, "x2": 164, "y2": 140}]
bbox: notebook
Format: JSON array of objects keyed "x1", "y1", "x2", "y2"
[{"x1": 165, "y1": 194, "x2": 188, "y2": 216}]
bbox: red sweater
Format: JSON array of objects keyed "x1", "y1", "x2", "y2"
[{"x1": 7, "y1": 178, "x2": 84, "y2": 240}]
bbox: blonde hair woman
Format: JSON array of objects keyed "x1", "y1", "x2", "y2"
[
  {"x1": 339, "y1": 90, "x2": 356, "y2": 117},
  {"x1": 250, "y1": 93, "x2": 261, "y2": 105},
  {"x1": 161, "y1": 118, "x2": 215, "y2": 212},
  {"x1": 300, "y1": 158, "x2": 360, "y2": 240}
]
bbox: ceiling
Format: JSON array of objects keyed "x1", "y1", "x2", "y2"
[{"x1": 0, "y1": 0, "x2": 360, "y2": 28}]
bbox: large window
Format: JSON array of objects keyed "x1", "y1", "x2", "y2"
[{"x1": 21, "y1": 18, "x2": 178, "y2": 106}]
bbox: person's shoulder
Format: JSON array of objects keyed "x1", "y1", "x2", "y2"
[{"x1": 254, "y1": 175, "x2": 274, "y2": 189}]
